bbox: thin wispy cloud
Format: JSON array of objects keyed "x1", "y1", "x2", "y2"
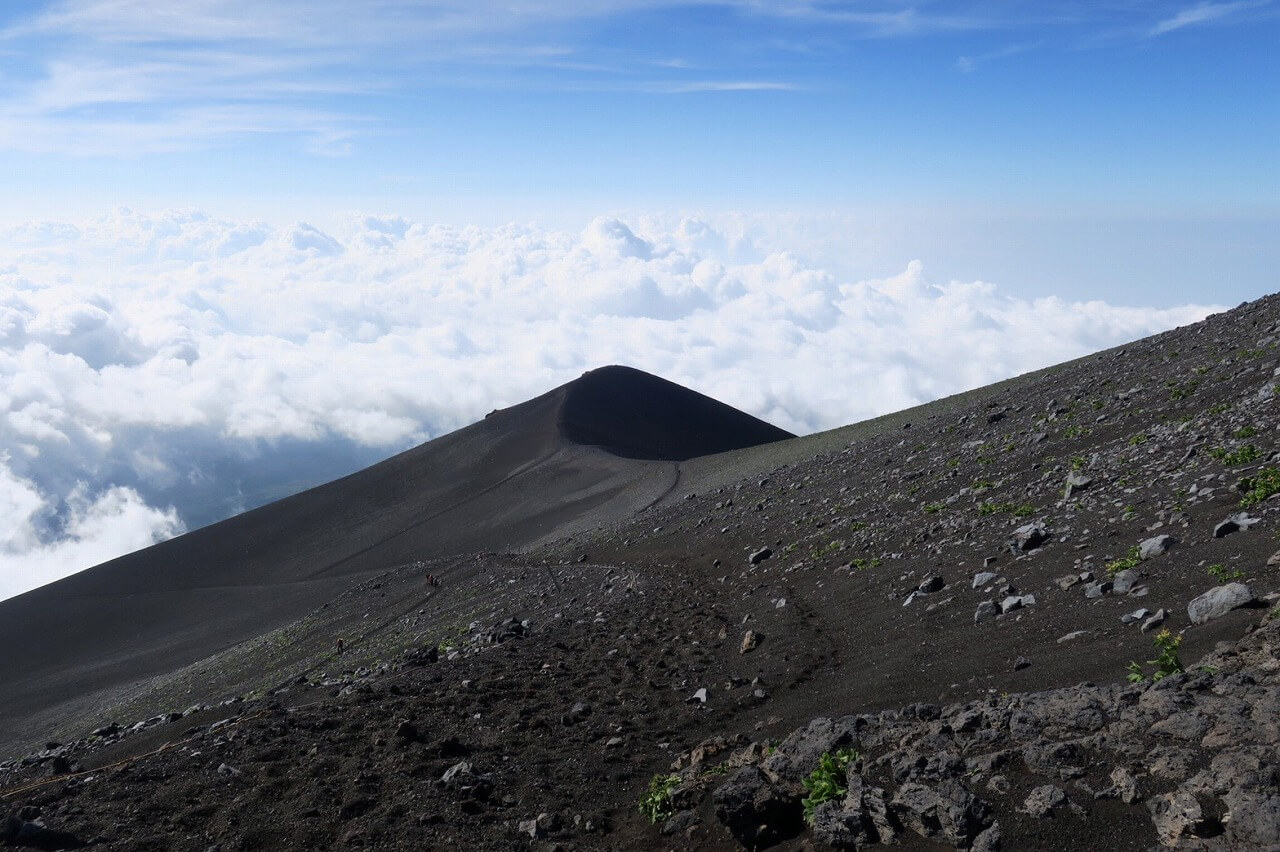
[{"x1": 1149, "y1": 1, "x2": 1270, "y2": 36}]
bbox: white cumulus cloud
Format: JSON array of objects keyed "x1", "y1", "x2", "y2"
[{"x1": 0, "y1": 208, "x2": 1222, "y2": 600}]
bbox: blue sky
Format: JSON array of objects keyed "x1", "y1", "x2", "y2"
[{"x1": 0, "y1": 1, "x2": 1277, "y2": 598}]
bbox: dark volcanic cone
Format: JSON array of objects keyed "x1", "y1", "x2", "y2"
[
  {"x1": 558, "y1": 365, "x2": 793, "y2": 460},
  {"x1": 0, "y1": 366, "x2": 792, "y2": 754}
]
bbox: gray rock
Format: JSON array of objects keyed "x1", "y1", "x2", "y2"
[
  {"x1": 1020, "y1": 784, "x2": 1067, "y2": 818},
  {"x1": 1223, "y1": 789, "x2": 1280, "y2": 847},
  {"x1": 1120, "y1": 608, "x2": 1151, "y2": 625},
  {"x1": 974, "y1": 601, "x2": 999, "y2": 623},
  {"x1": 749, "y1": 547, "x2": 773, "y2": 565},
  {"x1": 999, "y1": 595, "x2": 1024, "y2": 615},
  {"x1": 972, "y1": 571, "x2": 997, "y2": 589},
  {"x1": 811, "y1": 800, "x2": 869, "y2": 849},
  {"x1": 1141, "y1": 609, "x2": 1169, "y2": 633},
  {"x1": 1111, "y1": 568, "x2": 1143, "y2": 595},
  {"x1": 1057, "y1": 630, "x2": 1089, "y2": 643},
  {"x1": 918, "y1": 574, "x2": 945, "y2": 594},
  {"x1": 1064, "y1": 472, "x2": 1093, "y2": 499},
  {"x1": 1083, "y1": 580, "x2": 1112, "y2": 598},
  {"x1": 892, "y1": 780, "x2": 992, "y2": 846},
  {"x1": 1139, "y1": 535, "x2": 1177, "y2": 560},
  {"x1": 1188, "y1": 582, "x2": 1256, "y2": 625},
  {"x1": 1215, "y1": 513, "x2": 1261, "y2": 538},
  {"x1": 1101, "y1": 766, "x2": 1142, "y2": 804},
  {"x1": 1148, "y1": 790, "x2": 1212, "y2": 846},
  {"x1": 661, "y1": 810, "x2": 700, "y2": 836},
  {"x1": 1011, "y1": 523, "x2": 1048, "y2": 551},
  {"x1": 740, "y1": 630, "x2": 763, "y2": 654}
]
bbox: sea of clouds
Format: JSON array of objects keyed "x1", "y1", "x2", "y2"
[{"x1": 0, "y1": 208, "x2": 1219, "y2": 599}]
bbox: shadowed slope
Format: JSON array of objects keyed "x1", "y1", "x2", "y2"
[
  {"x1": 0, "y1": 366, "x2": 792, "y2": 753},
  {"x1": 558, "y1": 365, "x2": 794, "y2": 459}
]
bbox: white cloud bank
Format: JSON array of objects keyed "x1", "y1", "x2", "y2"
[{"x1": 0, "y1": 208, "x2": 1220, "y2": 600}]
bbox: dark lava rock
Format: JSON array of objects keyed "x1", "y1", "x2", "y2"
[{"x1": 712, "y1": 765, "x2": 801, "y2": 848}]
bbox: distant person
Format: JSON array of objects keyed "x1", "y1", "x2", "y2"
[{"x1": 336, "y1": 638, "x2": 344, "y2": 655}]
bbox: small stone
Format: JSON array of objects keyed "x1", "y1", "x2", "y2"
[
  {"x1": 749, "y1": 547, "x2": 773, "y2": 565},
  {"x1": 1120, "y1": 608, "x2": 1151, "y2": 625},
  {"x1": 1267, "y1": 550, "x2": 1280, "y2": 567},
  {"x1": 688, "y1": 688, "x2": 708, "y2": 704},
  {"x1": 1000, "y1": 595, "x2": 1024, "y2": 615},
  {"x1": 1083, "y1": 580, "x2": 1112, "y2": 598},
  {"x1": 1141, "y1": 609, "x2": 1168, "y2": 633},
  {"x1": 1057, "y1": 630, "x2": 1089, "y2": 643},
  {"x1": 740, "y1": 630, "x2": 763, "y2": 654},
  {"x1": 974, "y1": 601, "x2": 999, "y2": 623},
  {"x1": 919, "y1": 574, "x2": 945, "y2": 594},
  {"x1": 1013, "y1": 656, "x2": 1031, "y2": 671},
  {"x1": 972, "y1": 571, "x2": 997, "y2": 589}
]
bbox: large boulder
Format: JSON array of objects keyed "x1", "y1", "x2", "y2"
[{"x1": 1188, "y1": 583, "x2": 1256, "y2": 625}]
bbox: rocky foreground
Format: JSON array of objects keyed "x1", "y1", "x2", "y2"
[{"x1": 2, "y1": 293, "x2": 1279, "y2": 850}]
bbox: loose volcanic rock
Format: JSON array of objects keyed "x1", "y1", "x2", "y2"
[
  {"x1": 1139, "y1": 535, "x2": 1177, "y2": 560},
  {"x1": 1187, "y1": 583, "x2": 1257, "y2": 625}
]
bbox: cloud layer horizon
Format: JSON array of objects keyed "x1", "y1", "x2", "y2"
[{"x1": 0, "y1": 208, "x2": 1220, "y2": 600}]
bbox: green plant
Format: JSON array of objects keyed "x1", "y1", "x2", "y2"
[
  {"x1": 1234, "y1": 426, "x2": 1258, "y2": 439},
  {"x1": 1063, "y1": 425, "x2": 1090, "y2": 439},
  {"x1": 1128, "y1": 433, "x2": 1148, "y2": 446},
  {"x1": 1211, "y1": 444, "x2": 1261, "y2": 465},
  {"x1": 1207, "y1": 563, "x2": 1245, "y2": 583},
  {"x1": 1070, "y1": 456, "x2": 1086, "y2": 471},
  {"x1": 849, "y1": 557, "x2": 882, "y2": 571},
  {"x1": 1167, "y1": 379, "x2": 1200, "y2": 401},
  {"x1": 1127, "y1": 629, "x2": 1184, "y2": 683},
  {"x1": 923, "y1": 502, "x2": 944, "y2": 514},
  {"x1": 1106, "y1": 546, "x2": 1141, "y2": 576},
  {"x1": 1241, "y1": 467, "x2": 1280, "y2": 507},
  {"x1": 801, "y1": 748, "x2": 859, "y2": 824},
  {"x1": 1207, "y1": 403, "x2": 1232, "y2": 416},
  {"x1": 639, "y1": 773, "x2": 681, "y2": 824},
  {"x1": 1011, "y1": 504, "x2": 1036, "y2": 518}
]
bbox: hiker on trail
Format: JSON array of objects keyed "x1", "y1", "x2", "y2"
[{"x1": 336, "y1": 638, "x2": 344, "y2": 655}]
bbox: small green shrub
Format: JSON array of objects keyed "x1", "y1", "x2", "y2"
[
  {"x1": 1128, "y1": 433, "x2": 1148, "y2": 446},
  {"x1": 849, "y1": 557, "x2": 883, "y2": 571},
  {"x1": 1011, "y1": 504, "x2": 1036, "y2": 518},
  {"x1": 1106, "y1": 546, "x2": 1141, "y2": 576},
  {"x1": 1127, "y1": 629, "x2": 1184, "y2": 683},
  {"x1": 1210, "y1": 444, "x2": 1261, "y2": 465},
  {"x1": 923, "y1": 502, "x2": 945, "y2": 514},
  {"x1": 1234, "y1": 426, "x2": 1258, "y2": 439},
  {"x1": 1241, "y1": 467, "x2": 1280, "y2": 507},
  {"x1": 801, "y1": 748, "x2": 858, "y2": 824},
  {"x1": 1207, "y1": 563, "x2": 1245, "y2": 583},
  {"x1": 639, "y1": 773, "x2": 681, "y2": 824}
]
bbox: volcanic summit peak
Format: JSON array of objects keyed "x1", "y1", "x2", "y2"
[{"x1": 552, "y1": 364, "x2": 794, "y2": 461}]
